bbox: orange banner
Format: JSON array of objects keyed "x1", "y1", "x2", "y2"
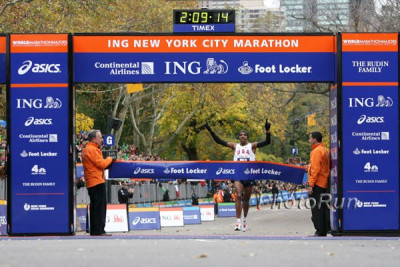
[
  {"x1": 342, "y1": 33, "x2": 398, "y2": 52},
  {"x1": 74, "y1": 35, "x2": 335, "y2": 53},
  {"x1": 0, "y1": 36, "x2": 5, "y2": 53},
  {"x1": 11, "y1": 34, "x2": 68, "y2": 53}
]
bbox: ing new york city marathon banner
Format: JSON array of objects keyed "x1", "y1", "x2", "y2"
[
  {"x1": 0, "y1": 35, "x2": 5, "y2": 84},
  {"x1": 8, "y1": 34, "x2": 72, "y2": 235},
  {"x1": 341, "y1": 33, "x2": 399, "y2": 231},
  {"x1": 73, "y1": 34, "x2": 335, "y2": 83}
]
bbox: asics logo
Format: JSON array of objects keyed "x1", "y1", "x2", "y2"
[
  {"x1": 18, "y1": 60, "x2": 61, "y2": 75},
  {"x1": 357, "y1": 115, "x2": 384, "y2": 124},
  {"x1": 25, "y1": 116, "x2": 53, "y2": 126}
]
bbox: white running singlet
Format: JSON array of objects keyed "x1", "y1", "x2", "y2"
[{"x1": 233, "y1": 143, "x2": 255, "y2": 161}]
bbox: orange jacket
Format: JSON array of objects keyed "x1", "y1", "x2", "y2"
[
  {"x1": 308, "y1": 143, "x2": 330, "y2": 189},
  {"x1": 82, "y1": 142, "x2": 112, "y2": 188},
  {"x1": 213, "y1": 191, "x2": 224, "y2": 203}
]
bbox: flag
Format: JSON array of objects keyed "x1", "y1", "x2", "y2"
[
  {"x1": 127, "y1": 84, "x2": 143, "y2": 94},
  {"x1": 307, "y1": 113, "x2": 317, "y2": 126}
]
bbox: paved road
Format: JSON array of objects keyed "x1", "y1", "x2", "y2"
[{"x1": 1, "y1": 204, "x2": 400, "y2": 267}]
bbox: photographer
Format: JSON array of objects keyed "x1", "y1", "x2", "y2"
[{"x1": 118, "y1": 182, "x2": 134, "y2": 204}]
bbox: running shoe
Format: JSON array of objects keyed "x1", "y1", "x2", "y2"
[
  {"x1": 234, "y1": 222, "x2": 241, "y2": 231},
  {"x1": 242, "y1": 222, "x2": 248, "y2": 232}
]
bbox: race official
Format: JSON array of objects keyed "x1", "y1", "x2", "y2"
[
  {"x1": 307, "y1": 131, "x2": 330, "y2": 236},
  {"x1": 82, "y1": 130, "x2": 113, "y2": 236}
]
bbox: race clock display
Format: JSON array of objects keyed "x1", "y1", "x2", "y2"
[{"x1": 173, "y1": 10, "x2": 235, "y2": 33}]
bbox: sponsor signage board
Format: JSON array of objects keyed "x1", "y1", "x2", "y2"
[
  {"x1": 8, "y1": 34, "x2": 71, "y2": 235},
  {"x1": 183, "y1": 206, "x2": 201, "y2": 224},
  {"x1": 109, "y1": 161, "x2": 305, "y2": 184},
  {"x1": 0, "y1": 36, "x2": 5, "y2": 84},
  {"x1": 76, "y1": 163, "x2": 84, "y2": 178},
  {"x1": 104, "y1": 204, "x2": 129, "y2": 232},
  {"x1": 129, "y1": 207, "x2": 161, "y2": 230},
  {"x1": 0, "y1": 201, "x2": 6, "y2": 235},
  {"x1": 199, "y1": 205, "x2": 214, "y2": 221},
  {"x1": 218, "y1": 203, "x2": 236, "y2": 217},
  {"x1": 73, "y1": 35, "x2": 335, "y2": 83},
  {"x1": 341, "y1": 33, "x2": 399, "y2": 230},
  {"x1": 160, "y1": 207, "x2": 184, "y2": 227},
  {"x1": 76, "y1": 204, "x2": 87, "y2": 231}
]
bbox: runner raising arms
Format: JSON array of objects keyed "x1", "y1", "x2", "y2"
[{"x1": 205, "y1": 119, "x2": 272, "y2": 231}]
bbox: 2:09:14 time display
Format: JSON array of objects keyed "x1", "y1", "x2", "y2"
[{"x1": 176, "y1": 11, "x2": 233, "y2": 24}]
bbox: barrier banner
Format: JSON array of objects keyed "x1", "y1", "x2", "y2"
[
  {"x1": 76, "y1": 204, "x2": 87, "y2": 231},
  {"x1": 341, "y1": 33, "x2": 399, "y2": 230},
  {"x1": 0, "y1": 36, "x2": 5, "y2": 84},
  {"x1": 8, "y1": 34, "x2": 72, "y2": 235},
  {"x1": 109, "y1": 161, "x2": 306, "y2": 184},
  {"x1": 199, "y1": 205, "x2": 214, "y2": 221},
  {"x1": 160, "y1": 207, "x2": 184, "y2": 227},
  {"x1": 183, "y1": 206, "x2": 201, "y2": 224},
  {"x1": 129, "y1": 207, "x2": 161, "y2": 230},
  {"x1": 104, "y1": 204, "x2": 129, "y2": 232},
  {"x1": 76, "y1": 164, "x2": 84, "y2": 178},
  {"x1": 74, "y1": 35, "x2": 335, "y2": 83},
  {"x1": 0, "y1": 200, "x2": 6, "y2": 235},
  {"x1": 218, "y1": 203, "x2": 236, "y2": 217}
]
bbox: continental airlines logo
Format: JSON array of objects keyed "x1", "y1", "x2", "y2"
[
  {"x1": 94, "y1": 61, "x2": 154, "y2": 75},
  {"x1": 18, "y1": 60, "x2": 61, "y2": 75}
]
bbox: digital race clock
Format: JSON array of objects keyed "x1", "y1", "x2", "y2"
[{"x1": 173, "y1": 10, "x2": 235, "y2": 33}]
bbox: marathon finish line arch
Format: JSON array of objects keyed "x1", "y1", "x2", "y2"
[{"x1": 2, "y1": 33, "x2": 399, "y2": 235}]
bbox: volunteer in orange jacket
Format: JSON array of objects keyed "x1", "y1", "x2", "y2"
[
  {"x1": 307, "y1": 131, "x2": 330, "y2": 236},
  {"x1": 82, "y1": 130, "x2": 113, "y2": 236}
]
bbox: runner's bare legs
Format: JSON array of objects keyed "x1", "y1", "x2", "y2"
[
  {"x1": 234, "y1": 181, "x2": 244, "y2": 220},
  {"x1": 242, "y1": 186, "x2": 253, "y2": 218}
]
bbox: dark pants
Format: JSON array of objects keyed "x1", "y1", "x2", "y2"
[
  {"x1": 310, "y1": 185, "x2": 331, "y2": 235},
  {"x1": 88, "y1": 183, "x2": 107, "y2": 235}
]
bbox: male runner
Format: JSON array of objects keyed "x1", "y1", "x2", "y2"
[{"x1": 205, "y1": 119, "x2": 271, "y2": 231}]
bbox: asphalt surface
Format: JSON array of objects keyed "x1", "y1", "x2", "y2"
[{"x1": 1, "y1": 204, "x2": 400, "y2": 267}]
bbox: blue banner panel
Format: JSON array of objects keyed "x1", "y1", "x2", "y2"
[
  {"x1": 330, "y1": 85, "x2": 339, "y2": 231},
  {"x1": 183, "y1": 207, "x2": 201, "y2": 224},
  {"x1": 9, "y1": 34, "x2": 70, "y2": 235},
  {"x1": 342, "y1": 86, "x2": 399, "y2": 230},
  {"x1": 109, "y1": 161, "x2": 306, "y2": 184},
  {"x1": 341, "y1": 33, "x2": 399, "y2": 231},
  {"x1": 218, "y1": 203, "x2": 236, "y2": 217},
  {"x1": 173, "y1": 24, "x2": 235, "y2": 33},
  {"x1": 10, "y1": 87, "x2": 70, "y2": 233},
  {"x1": 342, "y1": 52, "x2": 398, "y2": 82},
  {"x1": 10, "y1": 53, "x2": 68, "y2": 84},
  {"x1": 73, "y1": 35, "x2": 335, "y2": 83},
  {"x1": 74, "y1": 52, "x2": 334, "y2": 83},
  {"x1": 128, "y1": 208, "x2": 161, "y2": 230},
  {"x1": 0, "y1": 202, "x2": 6, "y2": 235}
]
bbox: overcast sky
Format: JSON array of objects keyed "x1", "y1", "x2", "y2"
[
  {"x1": 263, "y1": 0, "x2": 280, "y2": 8},
  {"x1": 264, "y1": 0, "x2": 383, "y2": 10}
]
